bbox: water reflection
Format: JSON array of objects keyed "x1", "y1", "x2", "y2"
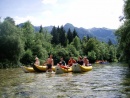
[
  {"x1": 0, "y1": 63, "x2": 130, "y2": 98},
  {"x1": 120, "y1": 67, "x2": 130, "y2": 97}
]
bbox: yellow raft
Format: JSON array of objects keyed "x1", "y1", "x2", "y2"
[
  {"x1": 21, "y1": 66, "x2": 35, "y2": 73},
  {"x1": 72, "y1": 63, "x2": 92, "y2": 73},
  {"x1": 32, "y1": 64, "x2": 55, "y2": 72}
]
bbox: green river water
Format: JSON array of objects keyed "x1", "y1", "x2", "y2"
[{"x1": 0, "y1": 63, "x2": 130, "y2": 98}]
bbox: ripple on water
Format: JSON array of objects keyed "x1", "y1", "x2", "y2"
[{"x1": 0, "y1": 64, "x2": 130, "y2": 98}]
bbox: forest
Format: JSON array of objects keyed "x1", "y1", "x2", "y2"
[{"x1": 0, "y1": 17, "x2": 117, "y2": 68}]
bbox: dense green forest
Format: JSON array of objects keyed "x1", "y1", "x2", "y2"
[
  {"x1": 116, "y1": 0, "x2": 130, "y2": 66},
  {"x1": 0, "y1": 17, "x2": 118, "y2": 68}
]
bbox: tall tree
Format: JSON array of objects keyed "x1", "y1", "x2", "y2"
[
  {"x1": 39, "y1": 25, "x2": 43, "y2": 33},
  {"x1": 51, "y1": 26, "x2": 59, "y2": 45},
  {"x1": 22, "y1": 21, "x2": 35, "y2": 50},
  {"x1": 71, "y1": 36, "x2": 81, "y2": 51},
  {"x1": 0, "y1": 18, "x2": 24, "y2": 66},
  {"x1": 4, "y1": 17, "x2": 15, "y2": 25},
  {"x1": 108, "y1": 39, "x2": 113, "y2": 46},
  {"x1": 59, "y1": 26, "x2": 67, "y2": 47},
  {"x1": 67, "y1": 28, "x2": 73, "y2": 44},
  {"x1": 73, "y1": 29, "x2": 78, "y2": 38},
  {"x1": 116, "y1": 0, "x2": 130, "y2": 65}
]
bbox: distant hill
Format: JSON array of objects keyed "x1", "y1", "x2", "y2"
[
  {"x1": 89, "y1": 27, "x2": 116, "y2": 44},
  {"x1": 63, "y1": 23, "x2": 93, "y2": 39},
  {"x1": 43, "y1": 23, "x2": 117, "y2": 44},
  {"x1": 19, "y1": 23, "x2": 117, "y2": 44}
]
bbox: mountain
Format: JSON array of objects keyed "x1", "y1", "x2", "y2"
[
  {"x1": 89, "y1": 27, "x2": 117, "y2": 44},
  {"x1": 63, "y1": 23, "x2": 93, "y2": 39},
  {"x1": 19, "y1": 23, "x2": 117, "y2": 44},
  {"x1": 61, "y1": 23, "x2": 117, "y2": 44}
]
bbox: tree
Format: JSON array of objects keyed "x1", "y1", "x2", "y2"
[
  {"x1": 73, "y1": 29, "x2": 78, "y2": 38},
  {"x1": 59, "y1": 26, "x2": 67, "y2": 47},
  {"x1": 66, "y1": 44, "x2": 79, "y2": 58},
  {"x1": 85, "y1": 38, "x2": 97, "y2": 53},
  {"x1": 88, "y1": 51, "x2": 96, "y2": 62},
  {"x1": 67, "y1": 28, "x2": 73, "y2": 44},
  {"x1": 116, "y1": 0, "x2": 130, "y2": 65},
  {"x1": 22, "y1": 21, "x2": 35, "y2": 50},
  {"x1": 4, "y1": 17, "x2": 15, "y2": 25},
  {"x1": 82, "y1": 36, "x2": 87, "y2": 43},
  {"x1": 20, "y1": 49, "x2": 33, "y2": 65},
  {"x1": 51, "y1": 26, "x2": 59, "y2": 45},
  {"x1": 52, "y1": 46, "x2": 69, "y2": 64},
  {"x1": 0, "y1": 18, "x2": 24, "y2": 66},
  {"x1": 124, "y1": 0, "x2": 130, "y2": 19},
  {"x1": 71, "y1": 36, "x2": 81, "y2": 51},
  {"x1": 108, "y1": 39, "x2": 113, "y2": 46},
  {"x1": 39, "y1": 25, "x2": 43, "y2": 33}
]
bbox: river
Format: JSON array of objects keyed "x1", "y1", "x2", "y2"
[{"x1": 0, "y1": 63, "x2": 130, "y2": 98}]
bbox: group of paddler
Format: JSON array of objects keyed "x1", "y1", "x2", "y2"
[{"x1": 34, "y1": 54, "x2": 90, "y2": 72}]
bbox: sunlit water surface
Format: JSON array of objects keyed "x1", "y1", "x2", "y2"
[{"x1": 0, "y1": 63, "x2": 130, "y2": 98}]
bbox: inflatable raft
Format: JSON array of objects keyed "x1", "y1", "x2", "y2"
[
  {"x1": 55, "y1": 65, "x2": 72, "y2": 74},
  {"x1": 21, "y1": 66, "x2": 35, "y2": 73},
  {"x1": 72, "y1": 63, "x2": 92, "y2": 73},
  {"x1": 32, "y1": 64, "x2": 55, "y2": 72}
]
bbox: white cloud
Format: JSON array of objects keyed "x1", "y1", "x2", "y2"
[
  {"x1": 57, "y1": 0, "x2": 124, "y2": 29},
  {"x1": 14, "y1": 0, "x2": 124, "y2": 29},
  {"x1": 14, "y1": 16, "x2": 42, "y2": 26},
  {"x1": 42, "y1": 0, "x2": 57, "y2": 5},
  {"x1": 42, "y1": 10, "x2": 53, "y2": 17}
]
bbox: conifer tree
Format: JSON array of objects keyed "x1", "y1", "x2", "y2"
[
  {"x1": 108, "y1": 39, "x2": 113, "y2": 46},
  {"x1": 39, "y1": 25, "x2": 43, "y2": 33},
  {"x1": 67, "y1": 28, "x2": 73, "y2": 44},
  {"x1": 51, "y1": 26, "x2": 59, "y2": 45},
  {"x1": 73, "y1": 29, "x2": 78, "y2": 38},
  {"x1": 59, "y1": 26, "x2": 67, "y2": 47}
]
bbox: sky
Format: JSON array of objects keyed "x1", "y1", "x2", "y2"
[{"x1": 0, "y1": 0, "x2": 124, "y2": 29}]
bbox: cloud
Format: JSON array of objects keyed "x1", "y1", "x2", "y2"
[
  {"x1": 13, "y1": 0, "x2": 124, "y2": 29},
  {"x1": 49, "y1": 0, "x2": 124, "y2": 29},
  {"x1": 14, "y1": 16, "x2": 42, "y2": 26},
  {"x1": 42, "y1": 10, "x2": 52, "y2": 16},
  {"x1": 42, "y1": 0, "x2": 57, "y2": 5}
]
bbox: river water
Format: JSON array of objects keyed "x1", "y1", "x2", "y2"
[{"x1": 0, "y1": 63, "x2": 130, "y2": 98}]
